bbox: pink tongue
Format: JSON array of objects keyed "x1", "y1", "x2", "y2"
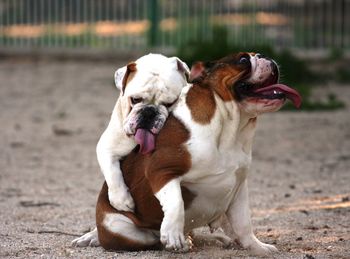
[
  {"x1": 254, "y1": 84, "x2": 302, "y2": 108},
  {"x1": 134, "y1": 129, "x2": 156, "y2": 155}
]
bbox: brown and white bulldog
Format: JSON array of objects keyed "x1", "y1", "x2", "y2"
[{"x1": 84, "y1": 52, "x2": 301, "y2": 255}]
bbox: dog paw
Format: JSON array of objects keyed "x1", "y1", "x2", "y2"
[
  {"x1": 248, "y1": 239, "x2": 278, "y2": 255},
  {"x1": 211, "y1": 228, "x2": 233, "y2": 248},
  {"x1": 71, "y1": 230, "x2": 100, "y2": 247},
  {"x1": 161, "y1": 231, "x2": 189, "y2": 252},
  {"x1": 217, "y1": 235, "x2": 234, "y2": 248},
  {"x1": 109, "y1": 189, "x2": 135, "y2": 212}
]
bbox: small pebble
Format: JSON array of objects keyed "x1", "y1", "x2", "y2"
[
  {"x1": 289, "y1": 184, "x2": 296, "y2": 189},
  {"x1": 305, "y1": 254, "x2": 315, "y2": 259},
  {"x1": 300, "y1": 210, "x2": 309, "y2": 215}
]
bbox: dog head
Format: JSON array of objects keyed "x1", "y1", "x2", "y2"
[
  {"x1": 114, "y1": 53, "x2": 189, "y2": 154},
  {"x1": 189, "y1": 52, "x2": 301, "y2": 117}
]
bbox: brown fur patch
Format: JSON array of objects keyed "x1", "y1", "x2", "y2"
[
  {"x1": 186, "y1": 83, "x2": 216, "y2": 124},
  {"x1": 209, "y1": 67, "x2": 244, "y2": 102},
  {"x1": 186, "y1": 65, "x2": 245, "y2": 124},
  {"x1": 122, "y1": 62, "x2": 137, "y2": 94}
]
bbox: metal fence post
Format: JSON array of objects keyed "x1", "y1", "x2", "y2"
[{"x1": 148, "y1": 0, "x2": 159, "y2": 47}]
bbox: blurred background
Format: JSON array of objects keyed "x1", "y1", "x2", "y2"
[
  {"x1": 0, "y1": 0, "x2": 349, "y2": 109},
  {"x1": 0, "y1": 0, "x2": 349, "y2": 51},
  {"x1": 1, "y1": 1, "x2": 349, "y2": 258}
]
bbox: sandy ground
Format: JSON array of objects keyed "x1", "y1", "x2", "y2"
[{"x1": 0, "y1": 58, "x2": 349, "y2": 259}]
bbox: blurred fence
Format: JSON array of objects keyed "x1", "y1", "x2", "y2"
[{"x1": 0, "y1": 0, "x2": 349, "y2": 52}]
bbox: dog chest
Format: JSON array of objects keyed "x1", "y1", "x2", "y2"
[
  {"x1": 180, "y1": 140, "x2": 252, "y2": 231},
  {"x1": 182, "y1": 171, "x2": 238, "y2": 231}
]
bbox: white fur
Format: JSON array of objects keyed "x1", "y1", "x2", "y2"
[
  {"x1": 103, "y1": 213, "x2": 159, "y2": 244},
  {"x1": 226, "y1": 177, "x2": 278, "y2": 254},
  {"x1": 155, "y1": 178, "x2": 189, "y2": 252},
  {"x1": 174, "y1": 92, "x2": 253, "y2": 230}
]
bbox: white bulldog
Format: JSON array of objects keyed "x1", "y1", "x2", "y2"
[{"x1": 72, "y1": 53, "x2": 189, "y2": 247}]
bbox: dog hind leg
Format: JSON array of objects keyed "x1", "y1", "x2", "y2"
[
  {"x1": 98, "y1": 213, "x2": 160, "y2": 251},
  {"x1": 190, "y1": 228, "x2": 233, "y2": 248},
  {"x1": 71, "y1": 227, "x2": 100, "y2": 247}
]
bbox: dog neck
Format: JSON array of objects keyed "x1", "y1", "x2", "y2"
[
  {"x1": 215, "y1": 95, "x2": 257, "y2": 155},
  {"x1": 237, "y1": 114, "x2": 257, "y2": 154}
]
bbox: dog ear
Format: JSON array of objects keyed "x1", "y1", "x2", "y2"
[
  {"x1": 114, "y1": 62, "x2": 137, "y2": 94},
  {"x1": 189, "y1": 62, "x2": 206, "y2": 83},
  {"x1": 114, "y1": 66, "x2": 127, "y2": 91},
  {"x1": 189, "y1": 61, "x2": 216, "y2": 83},
  {"x1": 175, "y1": 58, "x2": 190, "y2": 82}
]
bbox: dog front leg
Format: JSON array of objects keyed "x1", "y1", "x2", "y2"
[
  {"x1": 96, "y1": 135, "x2": 135, "y2": 212},
  {"x1": 226, "y1": 178, "x2": 277, "y2": 255},
  {"x1": 154, "y1": 178, "x2": 189, "y2": 252}
]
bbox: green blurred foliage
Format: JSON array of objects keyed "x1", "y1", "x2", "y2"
[{"x1": 335, "y1": 68, "x2": 350, "y2": 83}]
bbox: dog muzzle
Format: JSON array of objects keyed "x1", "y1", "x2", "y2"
[{"x1": 126, "y1": 105, "x2": 167, "y2": 155}]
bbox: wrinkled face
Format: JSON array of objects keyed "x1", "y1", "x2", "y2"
[
  {"x1": 190, "y1": 52, "x2": 301, "y2": 117},
  {"x1": 115, "y1": 53, "x2": 189, "y2": 154}
]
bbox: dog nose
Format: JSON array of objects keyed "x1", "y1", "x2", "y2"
[
  {"x1": 141, "y1": 106, "x2": 157, "y2": 118},
  {"x1": 270, "y1": 60, "x2": 279, "y2": 78},
  {"x1": 270, "y1": 60, "x2": 278, "y2": 71}
]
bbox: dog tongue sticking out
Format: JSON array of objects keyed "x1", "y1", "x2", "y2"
[
  {"x1": 134, "y1": 129, "x2": 156, "y2": 154},
  {"x1": 254, "y1": 84, "x2": 302, "y2": 108}
]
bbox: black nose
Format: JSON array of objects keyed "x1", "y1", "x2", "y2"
[
  {"x1": 269, "y1": 60, "x2": 280, "y2": 82},
  {"x1": 137, "y1": 106, "x2": 159, "y2": 130},
  {"x1": 140, "y1": 106, "x2": 157, "y2": 118},
  {"x1": 270, "y1": 60, "x2": 279, "y2": 75}
]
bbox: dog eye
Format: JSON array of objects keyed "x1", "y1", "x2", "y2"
[
  {"x1": 238, "y1": 56, "x2": 249, "y2": 65},
  {"x1": 162, "y1": 99, "x2": 177, "y2": 108},
  {"x1": 131, "y1": 97, "x2": 143, "y2": 105}
]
